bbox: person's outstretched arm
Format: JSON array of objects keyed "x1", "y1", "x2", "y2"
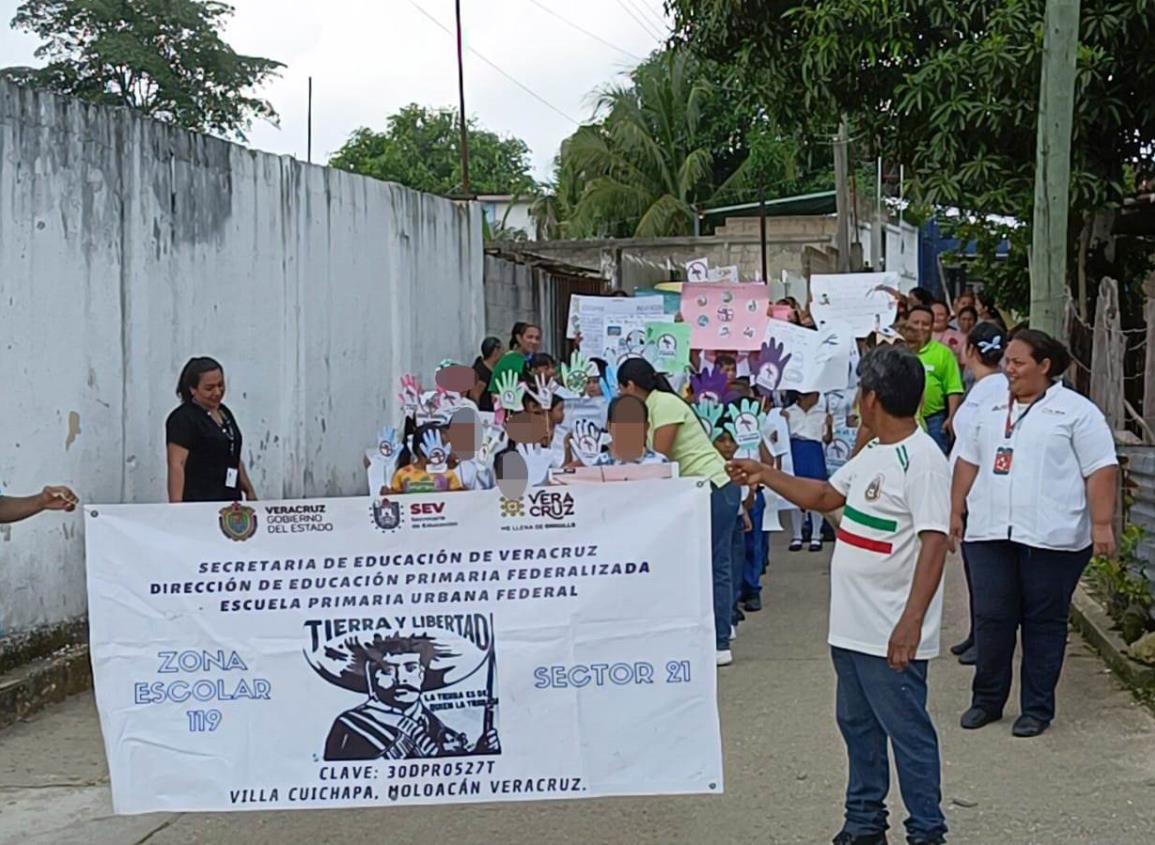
[{"x1": 0, "y1": 486, "x2": 78, "y2": 524}]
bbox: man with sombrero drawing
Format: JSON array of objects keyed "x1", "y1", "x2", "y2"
[{"x1": 319, "y1": 633, "x2": 499, "y2": 761}]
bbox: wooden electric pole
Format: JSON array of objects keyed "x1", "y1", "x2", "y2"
[
  {"x1": 454, "y1": 0, "x2": 472, "y2": 196},
  {"x1": 833, "y1": 119, "x2": 852, "y2": 273},
  {"x1": 1030, "y1": 0, "x2": 1081, "y2": 337}
]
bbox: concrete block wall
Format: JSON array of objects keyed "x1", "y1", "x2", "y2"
[{"x1": 0, "y1": 82, "x2": 484, "y2": 638}]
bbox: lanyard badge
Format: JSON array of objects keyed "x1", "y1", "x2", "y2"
[
  {"x1": 997, "y1": 388, "x2": 1047, "y2": 476},
  {"x1": 993, "y1": 446, "x2": 1014, "y2": 475}
]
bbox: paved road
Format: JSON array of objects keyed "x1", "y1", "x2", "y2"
[{"x1": 2, "y1": 540, "x2": 1154, "y2": 845}]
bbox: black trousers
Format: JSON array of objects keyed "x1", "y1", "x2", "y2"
[{"x1": 964, "y1": 540, "x2": 1091, "y2": 723}]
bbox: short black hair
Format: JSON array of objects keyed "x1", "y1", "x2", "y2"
[
  {"x1": 856, "y1": 346, "x2": 925, "y2": 418},
  {"x1": 907, "y1": 304, "x2": 934, "y2": 321},
  {"x1": 1009, "y1": 328, "x2": 1071, "y2": 378},
  {"x1": 529, "y1": 352, "x2": 556, "y2": 370},
  {"x1": 908, "y1": 287, "x2": 934, "y2": 306},
  {"x1": 958, "y1": 305, "x2": 978, "y2": 320},
  {"x1": 481, "y1": 336, "x2": 502, "y2": 358},
  {"x1": 715, "y1": 353, "x2": 737, "y2": 369},
  {"x1": 176, "y1": 357, "x2": 224, "y2": 403}
]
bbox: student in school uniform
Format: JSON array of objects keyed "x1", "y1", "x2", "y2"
[
  {"x1": 785, "y1": 392, "x2": 832, "y2": 551},
  {"x1": 951, "y1": 330, "x2": 1118, "y2": 738},
  {"x1": 728, "y1": 345, "x2": 951, "y2": 845}
]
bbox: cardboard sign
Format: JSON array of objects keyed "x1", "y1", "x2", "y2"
[
  {"x1": 644, "y1": 322, "x2": 692, "y2": 373},
  {"x1": 680, "y1": 283, "x2": 770, "y2": 351},
  {"x1": 810, "y1": 272, "x2": 900, "y2": 338}
]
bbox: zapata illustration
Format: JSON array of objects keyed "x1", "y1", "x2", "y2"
[{"x1": 309, "y1": 632, "x2": 500, "y2": 761}]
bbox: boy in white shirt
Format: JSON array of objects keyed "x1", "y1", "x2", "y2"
[{"x1": 728, "y1": 346, "x2": 950, "y2": 845}]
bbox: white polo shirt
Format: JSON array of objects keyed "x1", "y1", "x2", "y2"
[
  {"x1": 786, "y1": 402, "x2": 828, "y2": 442},
  {"x1": 948, "y1": 372, "x2": 1009, "y2": 471},
  {"x1": 957, "y1": 381, "x2": 1117, "y2": 550},
  {"x1": 827, "y1": 428, "x2": 950, "y2": 660}
]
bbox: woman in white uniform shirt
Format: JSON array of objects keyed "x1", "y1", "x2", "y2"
[
  {"x1": 950, "y1": 330, "x2": 1117, "y2": 738},
  {"x1": 947, "y1": 323, "x2": 1009, "y2": 666}
]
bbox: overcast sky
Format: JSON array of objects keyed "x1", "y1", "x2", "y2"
[{"x1": 0, "y1": 0, "x2": 669, "y2": 179}]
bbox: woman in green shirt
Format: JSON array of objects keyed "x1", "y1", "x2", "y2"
[
  {"x1": 618, "y1": 358, "x2": 741, "y2": 666},
  {"x1": 488, "y1": 322, "x2": 543, "y2": 398}
]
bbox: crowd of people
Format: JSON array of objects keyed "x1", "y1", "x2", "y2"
[{"x1": 6, "y1": 281, "x2": 1120, "y2": 845}]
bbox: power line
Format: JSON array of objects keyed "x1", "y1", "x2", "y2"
[
  {"x1": 407, "y1": 0, "x2": 580, "y2": 126},
  {"x1": 526, "y1": 0, "x2": 644, "y2": 62},
  {"x1": 628, "y1": 0, "x2": 668, "y2": 33},
  {"x1": 615, "y1": 0, "x2": 663, "y2": 41}
]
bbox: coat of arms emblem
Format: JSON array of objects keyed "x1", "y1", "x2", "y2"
[{"x1": 219, "y1": 503, "x2": 258, "y2": 541}]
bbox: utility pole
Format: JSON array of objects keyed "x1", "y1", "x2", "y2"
[
  {"x1": 1030, "y1": 0, "x2": 1081, "y2": 337},
  {"x1": 455, "y1": 0, "x2": 472, "y2": 196},
  {"x1": 833, "y1": 119, "x2": 852, "y2": 273},
  {"x1": 306, "y1": 76, "x2": 313, "y2": 164},
  {"x1": 759, "y1": 193, "x2": 768, "y2": 283}
]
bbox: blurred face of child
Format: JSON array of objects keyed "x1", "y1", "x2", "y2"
[
  {"x1": 715, "y1": 432, "x2": 738, "y2": 461},
  {"x1": 585, "y1": 377, "x2": 602, "y2": 397},
  {"x1": 532, "y1": 363, "x2": 556, "y2": 382},
  {"x1": 608, "y1": 400, "x2": 647, "y2": 462},
  {"x1": 719, "y1": 361, "x2": 737, "y2": 381},
  {"x1": 549, "y1": 401, "x2": 565, "y2": 429}
]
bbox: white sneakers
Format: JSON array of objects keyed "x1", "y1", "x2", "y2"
[{"x1": 716, "y1": 649, "x2": 733, "y2": 667}]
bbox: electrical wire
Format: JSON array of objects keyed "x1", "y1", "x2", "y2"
[
  {"x1": 526, "y1": 0, "x2": 644, "y2": 61},
  {"x1": 407, "y1": 0, "x2": 581, "y2": 126},
  {"x1": 627, "y1": 0, "x2": 668, "y2": 33},
  {"x1": 615, "y1": 0, "x2": 663, "y2": 40}
]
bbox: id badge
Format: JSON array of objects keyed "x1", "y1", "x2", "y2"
[
  {"x1": 993, "y1": 447, "x2": 1014, "y2": 476},
  {"x1": 226, "y1": 467, "x2": 239, "y2": 488}
]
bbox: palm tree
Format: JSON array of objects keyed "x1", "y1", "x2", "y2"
[{"x1": 561, "y1": 50, "x2": 716, "y2": 239}]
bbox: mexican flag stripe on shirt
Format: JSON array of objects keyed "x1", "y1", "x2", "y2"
[
  {"x1": 836, "y1": 527, "x2": 893, "y2": 554},
  {"x1": 837, "y1": 505, "x2": 899, "y2": 554}
]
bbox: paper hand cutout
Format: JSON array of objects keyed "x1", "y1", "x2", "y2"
[
  {"x1": 528, "y1": 373, "x2": 559, "y2": 409},
  {"x1": 517, "y1": 443, "x2": 555, "y2": 487},
  {"x1": 377, "y1": 425, "x2": 401, "y2": 459},
  {"x1": 571, "y1": 419, "x2": 607, "y2": 466},
  {"x1": 494, "y1": 371, "x2": 526, "y2": 413},
  {"x1": 691, "y1": 367, "x2": 730, "y2": 404},
  {"x1": 399, "y1": 374, "x2": 423, "y2": 418},
  {"x1": 561, "y1": 351, "x2": 597, "y2": 394},
  {"x1": 694, "y1": 399, "x2": 726, "y2": 442},
  {"x1": 421, "y1": 428, "x2": 450, "y2": 473},
  {"x1": 755, "y1": 338, "x2": 793, "y2": 396},
  {"x1": 475, "y1": 425, "x2": 508, "y2": 471},
  {"x1": 724, "y1": 398, "x2": 765, "y2": 455},
  {"x1": 599, "y1": 361, "x2": 619, "y2": 400}
]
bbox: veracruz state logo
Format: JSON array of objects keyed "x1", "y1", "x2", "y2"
[
  {"x1": 219, "y1": 503, "x2": 258, "y2": 542},
  {"x1": 499, "y1": 490, "x2": 575, "y2": 520},
  {"x1": 371, "y1": 496, "x2": 403, "y2": 533}
]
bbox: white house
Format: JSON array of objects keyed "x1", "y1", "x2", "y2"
[{"x1": 478, "y1": 194, "x2": 536, "y2": 240}]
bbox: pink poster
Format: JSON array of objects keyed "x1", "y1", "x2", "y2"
[{"x1": 680, "y1": 282, "x2": 770, "y2": 351}]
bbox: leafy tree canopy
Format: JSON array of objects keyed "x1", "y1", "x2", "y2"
[
  {"x1": 669, "y1": 0, "x2": 1155, "y2": 311},
  {"x1": 535, "y1": 48, "x2": 833, "y2": 240},
  {"x1": 5, "y1": 0, "x2": 283, "y2": 140},
  {"x1": 329, "y1": 104, "x2": 536, "y2": 197}
]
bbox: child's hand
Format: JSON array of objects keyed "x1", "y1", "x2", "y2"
[{"x1": 742, "y1": 511, "x2": 754, "y2": 533}]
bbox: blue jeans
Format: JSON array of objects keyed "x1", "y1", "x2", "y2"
[
  {"x1": 832, "y1": 647, "x2": 947, "y2": 843},
  {"x1": 924, "y1": 411, "x2": 949, "y2": 454},
  {"x1": 965, "y1": 540, "x2": 1091, "y2": 723},
  {"x1": 742, "y1": 491, "x2": 766, "y2": 597},
  {"x1": 709, "y1": 482, "x2": 741, "y2": 650}
]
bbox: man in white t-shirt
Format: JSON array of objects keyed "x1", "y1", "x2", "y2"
[{"x1": 728, "y1": 346, "x2": 950, "y2": 845}]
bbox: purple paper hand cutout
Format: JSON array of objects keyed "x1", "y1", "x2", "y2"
[
  {"x1": 691, "y1": 366, "x2": 731, "y2": 404},
  {"x1": 755, "y1": 338, "x2": 793, "y2": 396}
]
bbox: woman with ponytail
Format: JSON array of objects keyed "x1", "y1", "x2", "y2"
[
  {"x1": 946, "y1": 323, "x2": 1009, "y2": 666},
  {"x1": 618, "y1": 358, "x2": 742, "y2": 666}
]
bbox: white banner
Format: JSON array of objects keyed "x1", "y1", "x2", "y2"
[
  {"x1": 810, "y1": 272, "x2": 899, "y2": 338},
  {"x1": 85, "y1": 481, "x2": 722, "y2": 814}
]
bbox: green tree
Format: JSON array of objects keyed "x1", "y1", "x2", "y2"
[
  {"x1": 669, "y1": 0, "x2": 1155, "y2": 313},
  {"x1": 534, "y1": 49, "x2": 834, "y2": 240},
  {"x1": 329, "y1": 104, "x2": 536, "y2": 197},
  {"x1": 5, "y1": 0, "x2": 283, "y2": 141}
]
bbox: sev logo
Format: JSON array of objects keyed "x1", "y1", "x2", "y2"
[{"x1": 219, "y1": 503, "x2": 258, "y2": 542}]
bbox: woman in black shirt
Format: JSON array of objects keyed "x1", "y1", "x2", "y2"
[
  {"x1": 166, "y1": 357, "x2": 256, "y2": 503},
  {"x1": 472, "y1": 337, "x2": 503, "y2": 413}
]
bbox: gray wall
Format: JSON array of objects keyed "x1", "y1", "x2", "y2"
[{"x1": 0, "y1": 82, "x2": 484, "y2": 638}]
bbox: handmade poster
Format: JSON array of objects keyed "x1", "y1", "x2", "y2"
[
  {"x1": 824, "y1": 390, "x2": 859, "y2": 475},
  {"x1": 707, "y1": 266, "x2": 740, "y2": 283},
  {"x1": 566, "y1": 296, "x2": 666, "y2": 364},
  {"x1": 644, "y1": 322, "x2": 691, "y2": 374},
  {"x1": 809, "y1": 272, "x2": 900, "y2": 338},
  {"x1": 685, "y1": 257, "x2": 710, "y2": 282},
  {"x1": 604, "y1": 311, "x2": 673, "y2": 365},
  {"x1": 680, "y1": 283, "x2": 770, "y2": 351},
  {"x1": 756, "y1": 319, "x2": 854, "y2": 394},
  {"x1": 85, "y1": 481, "x2": 721, "y2": 814}
]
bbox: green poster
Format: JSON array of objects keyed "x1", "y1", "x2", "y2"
[{"x1": 644, "y1": 322, "x2": 691, "y2": 373}]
